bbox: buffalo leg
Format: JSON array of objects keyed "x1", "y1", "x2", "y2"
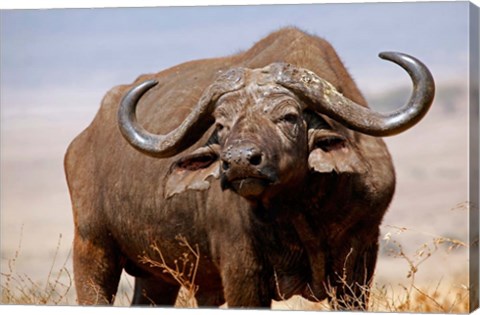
[
  {"x1": 73, "y1": 230, "x2": 123, "y2": 305},
  {"x1": 327, "y1": 240, "x2": 378, "y2": 310},
  {"x1": 131, "y1": 277, "x2": 180, "y2": 306},
  {"x1": 219, "y1": 251, "x2": 273, "y2": 308},
  {"x1": 195, "y1": 289, "x2": 225, "y2": 307}
]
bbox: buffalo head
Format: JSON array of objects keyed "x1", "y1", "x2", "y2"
[{"x1": 118, "y1": 52, "x2": 434, "y2": 201}]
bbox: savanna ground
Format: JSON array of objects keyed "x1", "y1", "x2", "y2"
[{"x1": 0, "y1": 83, "x2": 475, "y2": 312}]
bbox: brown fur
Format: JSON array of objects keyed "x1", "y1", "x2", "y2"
[{"x1": 65, "y1": 27, "x2": 395, "y2": 308}]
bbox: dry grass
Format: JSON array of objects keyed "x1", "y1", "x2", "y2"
[
  {"x1": 296, "y1": 224, "x2": 470, "y2": 313},
  {"x1": 367, "y1": 225, "x2": 470, "y2": 313},
  {"x1": 1, "y1": 228, "x2": 472, "y2": 312},
  {"x1": 1, "y1": 232, "x2": 73, "y2": 305},
  {"x1": 330, "y1": 226, "x2": 469, "y2": 313},
  {"x1": 140, "y1": 235, "x2": 200, "y2": 308}
]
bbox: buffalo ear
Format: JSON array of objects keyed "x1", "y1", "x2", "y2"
[
  {"x1": 308, "y1": 130, "x2": 368, "y2": 173},
  {"x1": 165, "y1": 145, "x2": 221, "y2": 198}
]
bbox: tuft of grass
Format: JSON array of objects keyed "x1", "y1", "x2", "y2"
[
  {"x1": 140, "y1": 235, "x2": 200, "y2": 308},
  {"x1": 366, "y1": 276, "x2": 470, "y2": 313},
  {"x1": 371, "y1": 225, "x2": 469, "y2": 313},
  {"x1": 1, "y1": 233, "x2": 73, "y2": 305}
]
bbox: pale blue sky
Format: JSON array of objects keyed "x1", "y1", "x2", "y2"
[{"x1": 1, "y1": 2, "x2": 470, "y2": 105}]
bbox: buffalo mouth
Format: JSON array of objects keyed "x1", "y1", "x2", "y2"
[{"x1": 221, "y1": 175, "x2": 275, "y2": 198}]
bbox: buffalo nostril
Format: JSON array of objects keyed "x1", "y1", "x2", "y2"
[
  {"x1": 248, "y1": 152, "x2": 263, "y2": 166},
  {"x1": 222, "y1": 161, "x2": 230, "y2": 170}
]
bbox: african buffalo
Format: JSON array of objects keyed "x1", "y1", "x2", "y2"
[{"x1": 64, "y1": 27, "x2": 434, "y2": 309}]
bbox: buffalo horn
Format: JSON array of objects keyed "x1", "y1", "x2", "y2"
[
  {"x1": 118, "y1": 69, "x2": 245, "y2": 157},
  {"x1": 275, "y1": 52, "x2": 435, "y2": 137}
]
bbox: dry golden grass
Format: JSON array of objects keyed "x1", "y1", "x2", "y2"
[
  {"x1": 140, "y1": 235, "x2": 200, "y2": 308},
  {"x1": 1, "y1": 233, "x2": 73, "y2": 305},
  {"x1": 1, "y1": 228, "x2": 472, "y2": 312}
]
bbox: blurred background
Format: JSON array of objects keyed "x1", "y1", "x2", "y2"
[{"x1": 0, "y1": 0, "x2": 473, "y2": 309}]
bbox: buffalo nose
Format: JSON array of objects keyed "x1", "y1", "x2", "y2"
[{"x1": 221, "y1": 145, "x2": 264, "y2": 170}]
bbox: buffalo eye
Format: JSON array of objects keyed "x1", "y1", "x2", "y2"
[
  {"x1": 212, "y1": 122, "x2": 230, "y2": 146},
  {"x1": 277, "y1": 113, "x2": 299, "y2": 125},
  {"x1": 206, "y1": 123, "x2": 227, "y2": 146},
  {"x1": 216, "y1": 122, "x2": 225, "y2": 131}
]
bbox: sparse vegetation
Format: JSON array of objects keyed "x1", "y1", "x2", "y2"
[
  {"x1": 140, "y1": 235, "x2": 200, "y2": 308},
  {"x1": 1, "y1": 228, "x2": 471, "y2": 312},
  {"x1": 1, "y1": 233, "x2": 73, "y2": 305},
  {"x1": 326, "y1": 225, "x2": 470, "y2": 313}
]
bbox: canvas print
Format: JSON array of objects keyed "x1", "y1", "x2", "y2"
[{"x1": 1, "y1": 1, "x2": 478, "y2": 312}]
